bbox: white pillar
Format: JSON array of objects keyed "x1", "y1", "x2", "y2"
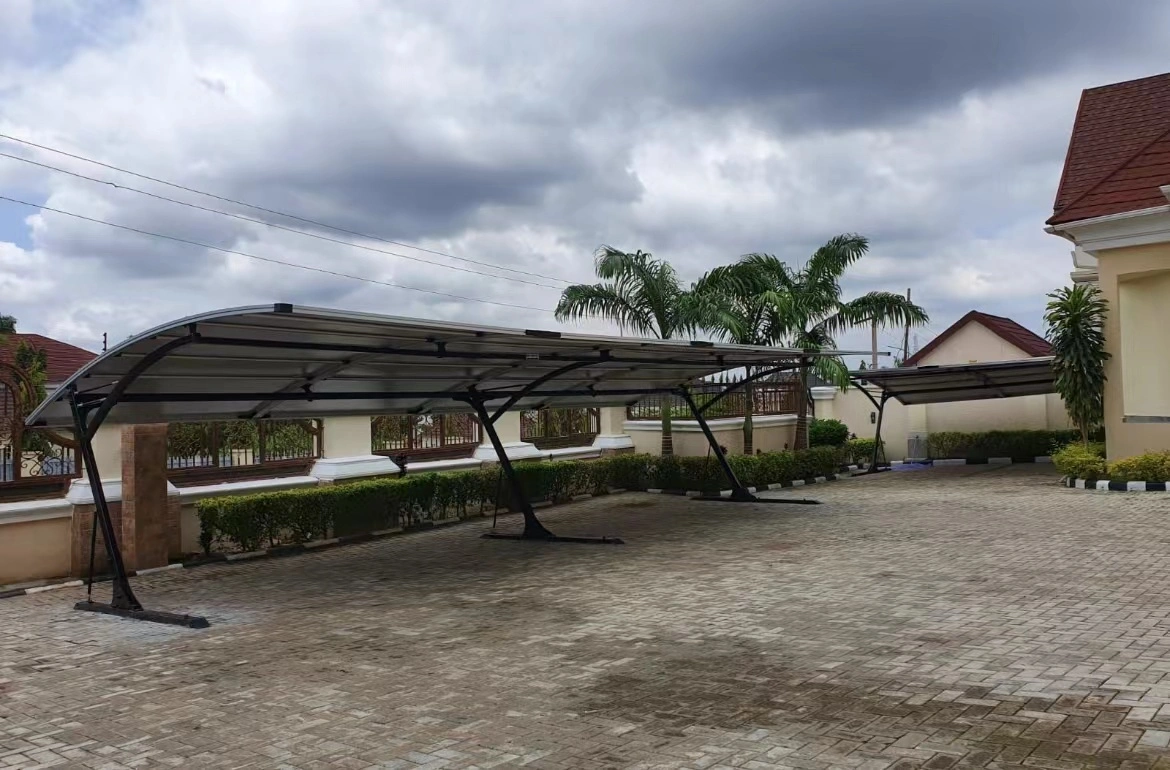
[
  {"x1": 591, "y1": 406, "x2": 635, "y2": 451},
  {"x1": 809, "y1": 387, "x2": 837, "y2": 421},
  {"x1": 310, "y1": 416, "x2": 399, "y2": 481},
  {"x1": 68, "y1": 422, "x2": 125, "y2": 504},
  {"x1": 474, "y1": 410, "x2": 541, "y2": 461}
]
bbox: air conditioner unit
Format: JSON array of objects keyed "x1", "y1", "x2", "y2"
[{"x1": 906, "y1": 432, "x2": 929, "y2": 463}]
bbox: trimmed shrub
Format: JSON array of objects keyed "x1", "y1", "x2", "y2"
[
  {"x1": 926, "y1": 430, "x2": 1081, "y2": 462},
  {"x1": 808, "y1": 418, "x2": 849, "y2": 447},
  {"x1": 846, "y1": 437, "x2": 880, "y2": 465},
  {"x1": 197, "y1": 446, "x2": 851, "y2": 553},
  {"x1": 1108, "y1": 451, "x2": 1170, "y2": 483},
  {"x1": 1051, "y1": 443, "x2": 1108, "y2": 481}
]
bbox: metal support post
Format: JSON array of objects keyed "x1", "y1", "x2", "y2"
[
  {"x1": 465, "y1": 396, "x2": 622, "y2": 544},
  {"x1": 679, "y1": 388, "x2": 818, "y2": 505},
  {"x1": 861, "y1": 390, "x2": 892, "y2": 474},
  {"x1": 69, "y1": 391, "x2": 209, "y2": 628}
]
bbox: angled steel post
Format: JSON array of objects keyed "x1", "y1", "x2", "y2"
[
  {"x1": 68, "y1": 393, "x2": 210, "y2": 629},
  {"x1": 465, "y1": 395, "x2": 622, "y2": 544},
  {"x1": 70, "y1": 392, "x2": 141, "y2": 613},
  {"x1": 854, "y1": 384, "x2": 892, "y2": 474},
  {"x1": 679, "y1": 387, "x2": 818, "y2": 506}
]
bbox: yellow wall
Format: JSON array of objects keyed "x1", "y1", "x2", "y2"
[
  {"x1": 626, "y1": 418, "x2": 796, "y2": 457},
  {"x1": 0, "y1": 517, "x2": 71, "y2": 585},
  {"x1": 1096, "y1": 242, "x2": 1170, "y2": 459}
]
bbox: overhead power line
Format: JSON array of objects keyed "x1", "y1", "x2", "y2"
[
  {"x1": 0, "y1": 194, "x2": 557, "y2": 314},
  {"x1": 0, "y1": 132, "x2": 573, "y2": 285},
  {"x1": 0, "y1": 150, "x2": 561, "y2": 290}
]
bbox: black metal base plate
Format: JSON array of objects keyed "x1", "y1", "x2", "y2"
[
  {"x1": 694, "y1": 495, "x2": 820, "y2": 505},
  {"x1": 74, "y1": 601, "x2": 210, "y2": 628},
  {"x1": 481, "y1": 532, "x2": 624, "y2": 545}
]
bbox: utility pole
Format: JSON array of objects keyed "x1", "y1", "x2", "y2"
[{"x1": 901, "y1": 288, "x2": 911, "y2": 366}]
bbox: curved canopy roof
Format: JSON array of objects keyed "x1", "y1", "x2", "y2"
[
  {"x1": 850, "y1": 357, "x2": 1056, "y2": 405},
  {"x1": 28, "y1": 304, "x2": 857, "y2": 428}
]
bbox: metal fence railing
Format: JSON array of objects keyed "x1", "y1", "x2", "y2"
[
  {"x1": 0, "y1": 369, "x2": 80, "y2": 500},
  {"x1": 166, "y1": 419, "x2": 322, "y2": 483},
  {"x1": 372, "y1": 413, "x2": 481, "y2": 461},
  {"x1": 520, "y1": 408, "x2": 600, "y2": 449},
  {"x1": 626, "y1": 383, "x2": 798, "y2": 420}
]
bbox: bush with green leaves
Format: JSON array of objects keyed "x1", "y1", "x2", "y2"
[
  {"x1": 1051, "y1": 443, "x2": 1108, "y2": 481},
  {"x1": 846, "y1": 437, "x2": 880, "y2": 465},
  {"x1": 197, "y1": 446, "x2": 851, "y2": 553},
  {"x1": 1107, "y1": 452, "x2": 1170, "y2": 483},
  {"x1": 808, "y1": 418, "x2": 849, "y2": 447},
  {"x1": 926, "y1": 430, "x2": 1081, "y2": 461}
]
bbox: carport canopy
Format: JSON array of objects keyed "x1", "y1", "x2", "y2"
[
  {"x1": 850, "y1": 357, "x2": 1056, "y2": 406},
  {"x1": 847, "y1": 357, "x2": 1057, "y2": 470},
  {"x1": 29, "y1": 303, "x2": 845, "y2": 427},
  {"x1": 29, "y1": 303, "x2": 863, "y2": 628}
]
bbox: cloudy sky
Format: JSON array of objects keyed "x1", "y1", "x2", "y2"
[{"x1": 1, "y1": 0, "x2": 1168, "y2": 363}]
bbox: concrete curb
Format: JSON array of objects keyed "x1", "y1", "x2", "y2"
[
  {"x1": 1062, "y1": 477, "x2": 1170, "y2": 492},
  {"x1": 892, "y1": 457, "x2": 1053, "y2": 467}
]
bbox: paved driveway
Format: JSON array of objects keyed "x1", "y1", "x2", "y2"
[{"x1": 4, "y1": 465, "x2": 1170, "y2": 769}]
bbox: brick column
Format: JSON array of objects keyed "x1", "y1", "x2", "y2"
[{"x1": 120, "y1": 424, "x2": 177, "y2": 570}]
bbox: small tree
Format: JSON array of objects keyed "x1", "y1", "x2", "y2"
[{"x1": 1044, "y1": 284, "x2": 1109, "y2": 445}]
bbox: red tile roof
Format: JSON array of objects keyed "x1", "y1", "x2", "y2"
[
  {"x1": 1048, "y1": 72, "x2": 1170, "y2": 226},
  {"x1": 903, "y1": 311, "x2": 1051, "y2": 367},
  {"x1": 0, "y1": 333, "x2": 97, "y2": 385}
]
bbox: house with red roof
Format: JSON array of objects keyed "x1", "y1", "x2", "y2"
[
  {"x1": 1046, "y1": 72, "x2": 1170, "y2": 460},
  {"x1": 1, "y1": 333, "x2": 97, "y2": 389},
  {"x1": 818, "y1": 310, "x2": 1071, "y2": 461}
]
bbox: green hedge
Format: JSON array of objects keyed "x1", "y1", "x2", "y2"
[
  {"x1": 197, "y1": 446, "x2": 849, "y2": 553},
  {"x1": 1051, "y1": 442, "x2": 1107, "y2": 481},
  {"x1": 1105, "y1": 451, "x2": 1170, "y2": 483},
  {"x1": 809, "y1": 418, "x2": 849, "y2": 447},
  {"x1": 926, "y1": 430, "x2": 1081, "y2": 462},
  {"x1": 846, "y1": 437, "x2": 880, "y2": 465}
]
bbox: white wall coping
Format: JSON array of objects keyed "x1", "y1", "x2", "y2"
[
  {"x1": 809, "y1": 386, "x2": 837, "y2": 401},
  {"x1": 0, "y1": 497, "x2": 73, "y2": 525},
  {"x1": 623, "y1": 414, "x2": 797, "y2": 432},
  {"x1": 473, "y1": 441, "x2": 542, "y2": 461},
  {"x1": 405, "y1": 457, "x2": 484, "y2": 474},
  {"x1": 310, "y1": 454, "x2": 400, "y2": 480},
  {"x1": 545, "y1": 446, "x2": 601, "y2": 461},
  {"x1": 591, "y1": 434, "x2": 635, "y2": 450},
  {"x1": 175, "y1": 475, "x2": 319, "y2": 502},
  {"x1": 66, "y1": 478, "x2": 182, "y2": 505}
]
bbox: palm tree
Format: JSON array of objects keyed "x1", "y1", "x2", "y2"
[
  {"x1": 731, "y1": 235, "x2": 929, "y2": 448},
  {"x1": 555, "y1": 246, "x2": 700, "y2": 455},
  {"x1": 1044, "y1": 284, "x2": 1109, "y2": 445},
  {"x1": 691, "y1": 260, "x2": 776, "y2": 454}
]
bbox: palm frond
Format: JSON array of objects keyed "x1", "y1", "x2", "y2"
[{"x1": 554, "y1": 283, "x2": 654, "y2": 336}]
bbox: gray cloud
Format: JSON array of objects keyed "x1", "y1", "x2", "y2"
[{"x1": 0, "y1": 0, "x2": 1167, "y2": 358}]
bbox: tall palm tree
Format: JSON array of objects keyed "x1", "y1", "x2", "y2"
[
  {"x1": 555, "y1": 246, "x2": 700, "y2": 455},
  {"x1": 691, "y1": 260, "x2": 775, "y2": 454},
  {"x1": 728, "y1": 235, "x2": 929, "y2": 449}
]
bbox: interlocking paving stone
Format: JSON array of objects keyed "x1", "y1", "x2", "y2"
[{"x1": 4, "y1": 465, "x2": 1170, "y2": 768}]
